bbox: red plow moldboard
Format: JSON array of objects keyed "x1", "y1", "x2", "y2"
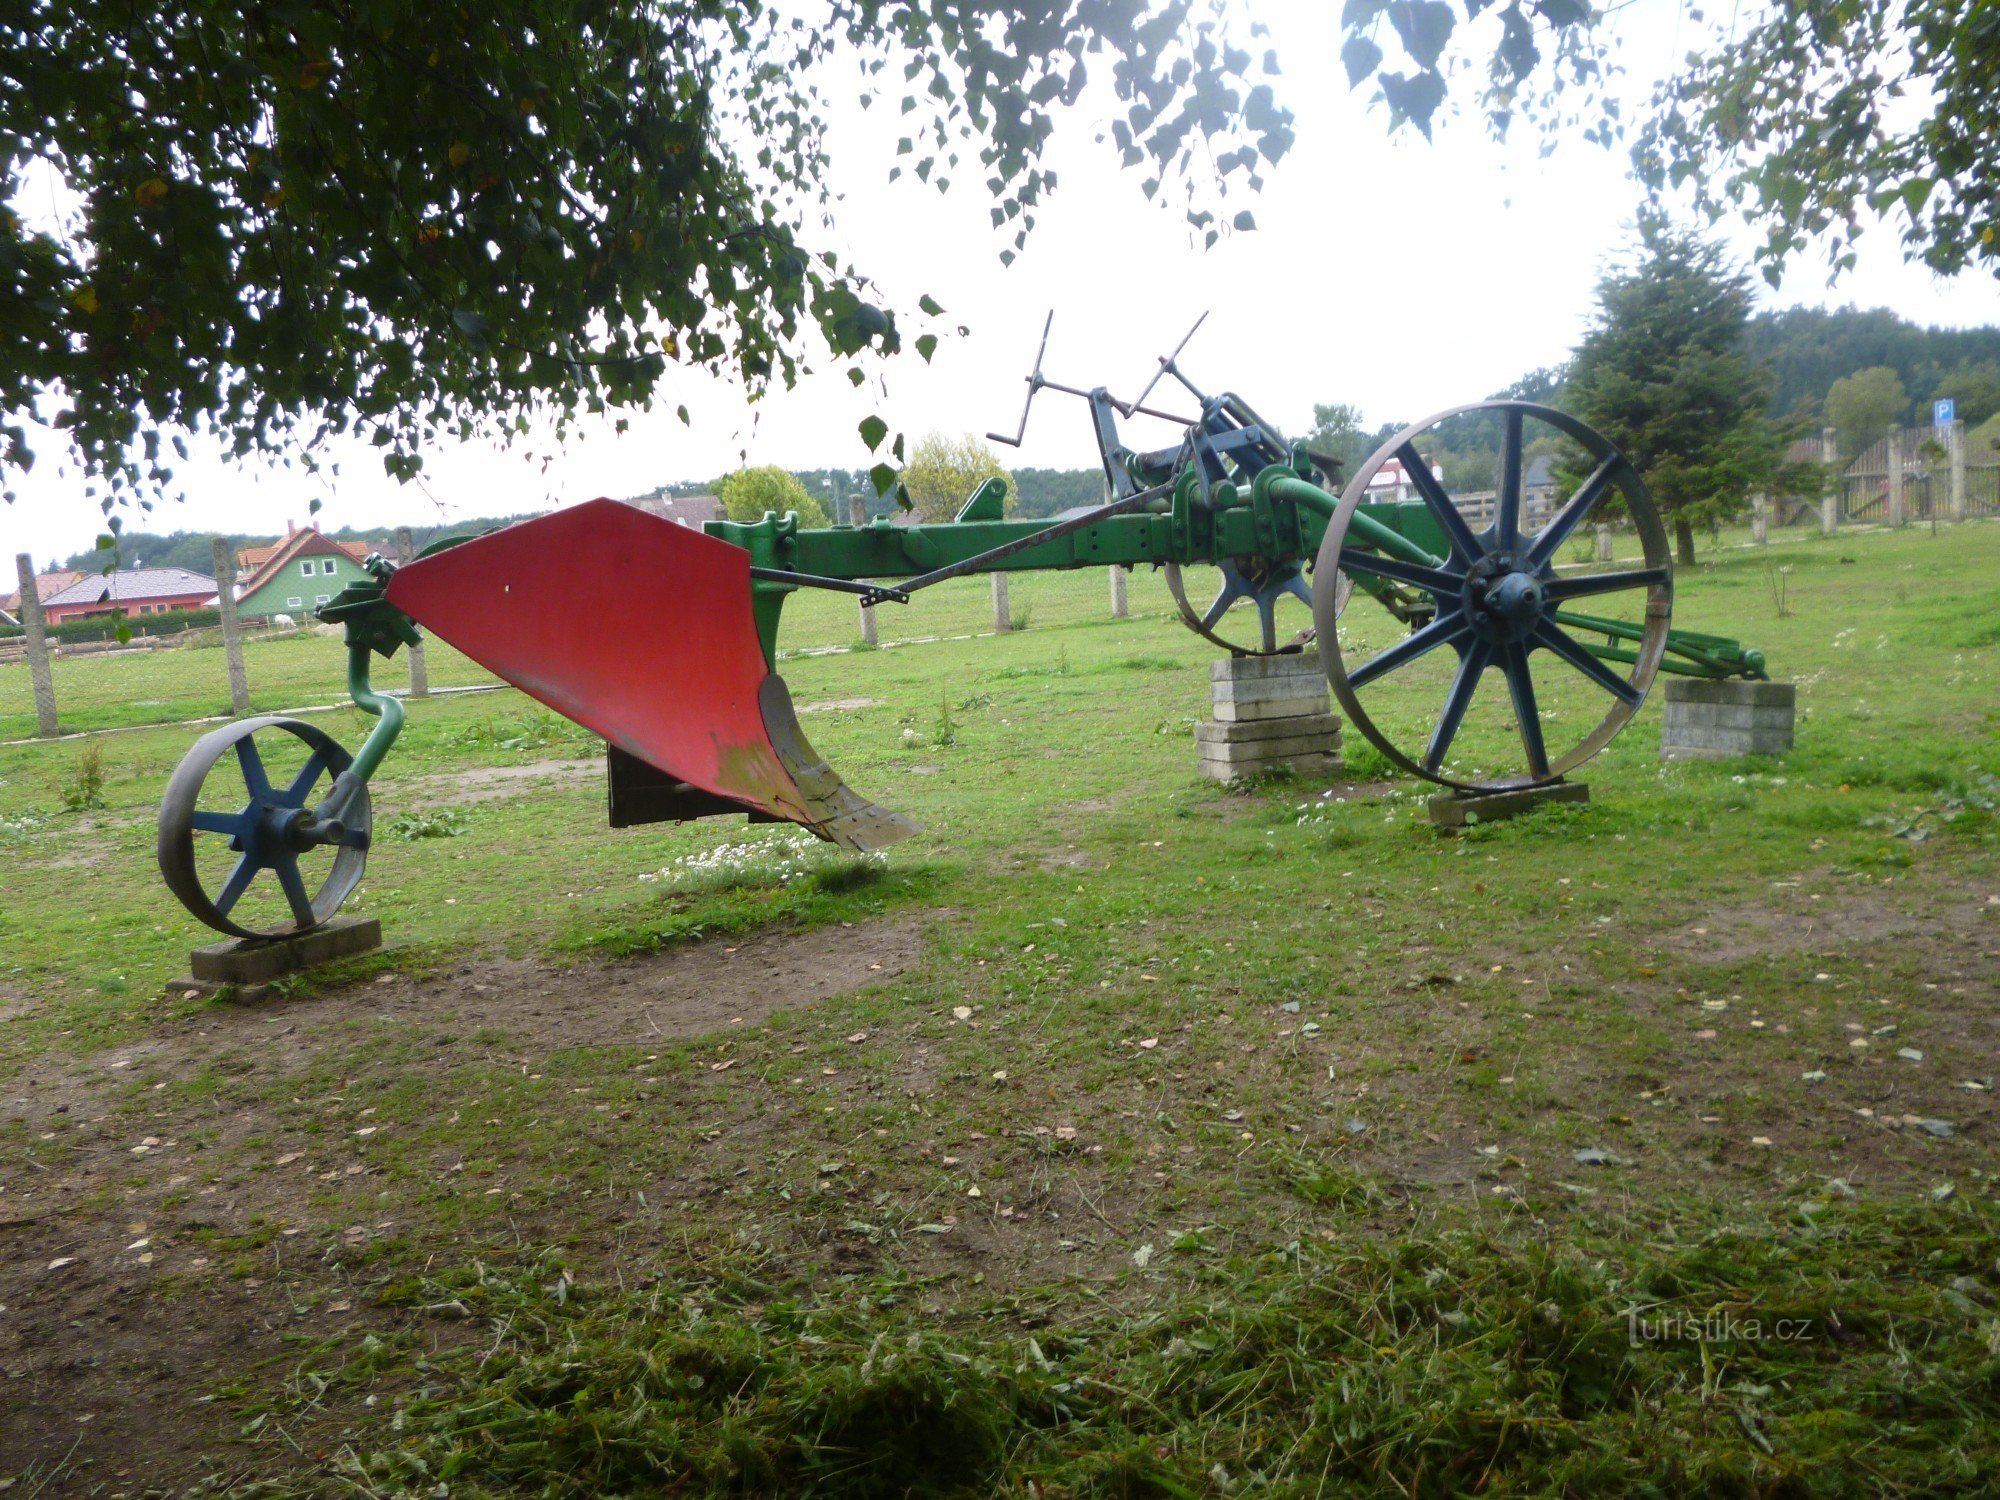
[{"x1": 385, "y1": 498, "x2": 917, "y2": 851}]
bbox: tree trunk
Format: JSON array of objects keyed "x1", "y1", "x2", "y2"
[{"x1": 1674, "y1": 516, "x2": 1696, "y2": 567}]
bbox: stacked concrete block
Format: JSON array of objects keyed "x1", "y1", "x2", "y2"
[
  {"x1": 1659, "y1": 678, "x2": 1796, "y2": 760},
  {"x1": 1197, "y1": 652, "x2": 1342, "y2": 780}
]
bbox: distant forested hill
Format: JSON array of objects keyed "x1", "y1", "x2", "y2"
[{"x1": 1745, "y1": 307, "x2": 2000, "y2": 422}]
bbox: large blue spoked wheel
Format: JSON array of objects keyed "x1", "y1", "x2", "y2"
[
  {"x1": 157, "y1": 716, "x2": 371, "y2": 940},
  {"x1": 1313, "y1": 401, "x2": 1673, "y2": 792}
]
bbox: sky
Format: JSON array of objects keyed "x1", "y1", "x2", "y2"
[{"x1": 4, "y1": 0, "x2": 1996, "y2": 569}]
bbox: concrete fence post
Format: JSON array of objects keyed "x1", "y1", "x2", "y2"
[
  {"x1": 394, "y1": 527, "x2": 429, "y2": 697},
  {"x1": 848, "y1": 495, "x2": 877, "y2": 644},
  {"x1": 1887, "y1": 429, "x2": 1906, "y2": 527},
  {"x1": 13, "y1": 553, "x2": 58, "y2": 738},
  {"x1": 1821, "y1": 426, "x2": 1840, "y2": 534},
  {"x1": 1593, "y1": 524, "x2": 1614, "y2": 562},
  {"x1": 1949, "y1": 418, "x2": 1967, "y2": 523},
  {"x1": 1750, "y1": 493, "x2": 1769, "y2": 545},
  {"x1": 991, "y1": 571, "x2": 1012, "y2": 633},
  {"x1": 1109, "y1": 565, "x2": 1129, "y2": 618},
  {"x1": 210, "y1": 536, "x2": 250, "y2": 716}
]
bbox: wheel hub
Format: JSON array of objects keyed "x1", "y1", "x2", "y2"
[{"x1": 1463, "y1": 552, "x2": 1547, "y2": 645}]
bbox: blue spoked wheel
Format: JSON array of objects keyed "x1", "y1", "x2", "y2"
[
  {"x1": 156, "y1": 716, "x2": 371, "y2": 940},
  {"x1": 1163, "y1": 557, "x2": 1351, "y2": 656},
  {"x1": 1313, "y1": 401, "x2": 1673, "y2": 792}
]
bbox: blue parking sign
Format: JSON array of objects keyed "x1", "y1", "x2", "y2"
[{"x1": 1935, "y1": 398, "x2": 1956, "y2": 425}]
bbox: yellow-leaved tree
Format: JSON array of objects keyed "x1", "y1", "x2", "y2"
[
  {"x1": 898, "y1": 434, "x2": 1014, "y2": 523},
  {"x1": 716, "y1": 467, "x2": 830, "y2": 527}
]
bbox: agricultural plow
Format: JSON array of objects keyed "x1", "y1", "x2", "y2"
[{"x1": 157, "y1": 317, "x2": 1767, "y2": 940}]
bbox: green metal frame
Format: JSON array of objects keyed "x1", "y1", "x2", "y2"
[{"x1": 706, "y1": 459, "x2": 1764, "y2": 680}]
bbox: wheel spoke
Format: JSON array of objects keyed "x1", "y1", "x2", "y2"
[
  {"x1": 234, "y1": 736, "x2": 272, "y2": 798},
  {"x1": 1202, "y1": 564, "x2": 1247, "y2": 628},
  {"x1": 282, "y1": 748, "x2": 330, "y2": 806},
  {"x1": 1398, "y1": 443, "x2": 1484, "y2": 563},
  {"x1": 1526, "y1": 455, "x2": 1620, "y2": 567},
  {"x1": 214, "y1": 854, "x2": 258, "y2": 916},
  {"x1": 1501, "y1": 645, "x2": 1550, "y2": 778},
  {"x1": 1347, "y1": 611, "x2": 1471, "y2": 690},
  {"x1": 1337, "y1": 552, "x2": 1462, "y2": 597},
  {"x1": 336, "y1": 825, "x2": 371, "y2": 849},
  {"x1": 1533, "y1": 621, "x2": 1644, "y2": 706},
  {"x1": 273, "y1": 855, "x2": 316, "y2": 928},
  {"x1": 1424, "y1": 641, "x2": 1491, "y2": 773},
  {"x1": 1542, "y1": 566, "x2": 1669, "y2": 602},
  {"x1": 190, "y1": 809, "x2": 244, "y2": 836},
  {"x1": 1496, "y1": 408, "x2": 1524, "y2": 552}
]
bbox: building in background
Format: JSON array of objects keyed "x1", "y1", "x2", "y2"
[
  {"x1": 621, "y1": 488, "x2": 722, "y2": 528},
  {"x1": 231, "y1": 526, "x2": 376, "y2": 621},
  {"x1": 0, "y1": 567, "x2": 84, "y2": 622},
  {"x1": 40, "y1": 567, "x2": 218, "y2": 624},
  {"x1": 236, "y1": 522, "x2": 370, "y2": 580}
]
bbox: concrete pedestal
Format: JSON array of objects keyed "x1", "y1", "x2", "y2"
[
  {"x1": 1659, "y1": 678, "x2": 1795, "y2": 761},
  {"x1": 1428, "y1": 780, "x2": 1589, "y2": 828},
  {"x1": 1199, "y1": 653, "x2": 1341, "y2": 780},
  {"x1": 185, "y1": 915, "x2": 383, "y2": 991}
]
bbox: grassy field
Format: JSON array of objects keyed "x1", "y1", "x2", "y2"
[{"x1": 1, "y1": 519, "x2": 1997, "y2": 1495}]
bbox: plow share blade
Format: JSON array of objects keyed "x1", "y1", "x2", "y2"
[{"x1": 385, "y1": 499, "x2": 918, "y2": 851}]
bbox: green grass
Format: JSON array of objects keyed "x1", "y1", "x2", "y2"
[{"x1": 1, "y1": 517, "x2": 1998, "y2": 1493}]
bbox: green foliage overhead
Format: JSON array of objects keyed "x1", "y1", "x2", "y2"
[
  {"x1": 0, "y1": 0, "x2": 1293, "y2": 505},
  {"x1": 897, "y1": 432, "x2": 1013, "y2": 523},
  {"x1": 716, "y1": 466, "x2": 827, "y2": 528},
  {"x1": 1637, "y1": 0, "x2": 2000, "y2": 284},
  {"x1": 1334, "y1": 3, "x2": 1998, "y2": 286},
  {"x1": 1563, "y1": 219, "x2": 1778, "y2": 564},
  {"x1": 1825, "y1": 367, "x2": 1910, "y2": 460}
]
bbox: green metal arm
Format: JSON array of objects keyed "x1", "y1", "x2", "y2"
[{"x1": 314, "y1": 558, "x2": 419, "y2": 818}]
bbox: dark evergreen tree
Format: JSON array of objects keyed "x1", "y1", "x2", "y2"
[{"x1": 1565, "y1": 219, "x2": 1778, "y2": 566}]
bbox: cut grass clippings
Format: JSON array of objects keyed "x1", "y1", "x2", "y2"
[{"x1": 248, "y1": 1194, "x2": 2000, "y2": 1497}]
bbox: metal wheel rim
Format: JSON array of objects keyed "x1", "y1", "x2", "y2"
[
  {"x1": 157, "y1": 715, "x2": 370, "y2": 940},
  {"x1": 1312, "y1": 400, "x2": 1673, "y2": 793},
  {"x1": 1163, "y1": 560, "x2": 1348, "y2": 657}
]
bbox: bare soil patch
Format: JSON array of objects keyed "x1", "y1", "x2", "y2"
[
  {"x1": 378, "y1": 756, "x2": 598, "y2": 810},
  {"x1": 0, "y1": 916, "x2": 927, "y2": 1496}
]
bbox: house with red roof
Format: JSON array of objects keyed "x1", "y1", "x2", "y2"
[
  {"x1": 0, "y1": 568, "x2": 84, "y2": 622},
  {"x1": 231, "y1": 525, "x2": 377, "y2": 621}
]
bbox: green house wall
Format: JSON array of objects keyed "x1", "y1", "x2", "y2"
[{"x1": 238, "y1": 552, "x2": 373, "y2": 619}]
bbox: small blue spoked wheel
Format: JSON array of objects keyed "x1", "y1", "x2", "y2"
[
  {"x1": 157, "y1": 716, "x2": 371, "y2": 940},
  {"x1": 1313, "y1": 401, "x2": 1672, "y2": 792},
  {"x1": 1163, "y1": 557, "x2": 1351, "y2": 656}
]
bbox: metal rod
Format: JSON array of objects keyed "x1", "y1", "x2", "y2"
[
  {"x1": 862, "y1": 480, "x2": 1177, "y2": 605},
  {"x1": 987, "y1": 310, "x2": 1055, "y2": 447},
  {"x1": 750, "y1": 566, "x2": 909, "y2": 602},
  {"x1": 1130, "y1": 311, "x2": 1208, "y2": 412}
]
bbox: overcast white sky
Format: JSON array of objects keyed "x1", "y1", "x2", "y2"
[{"x1": 4, "y1": 0, "x2": 1995, "y2": 569}]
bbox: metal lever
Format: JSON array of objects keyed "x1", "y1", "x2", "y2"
[
  {"x1": 1129, "y1": 310, "x2": 1209, "y2": 414},
  {"x1": 986, "y1": 309, "x2": 1055, "y2": 447}
]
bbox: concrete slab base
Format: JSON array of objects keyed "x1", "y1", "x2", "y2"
[
  {"x1": 1660, "y1": 678, "x2": 1795, "y2": 760},
  {"x1": 1428, "y1": 780, "x2": 1589, "y2": 828},
  {"x1": 1199, "y1": 750, "x2": 1342, "y2": 782},
  {"x1": 1200, "y1": 652, "x2": 1342, "y2": 780},
  {"x1": 187, "y1": 915, "x2": 383, "y2": 989}
]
